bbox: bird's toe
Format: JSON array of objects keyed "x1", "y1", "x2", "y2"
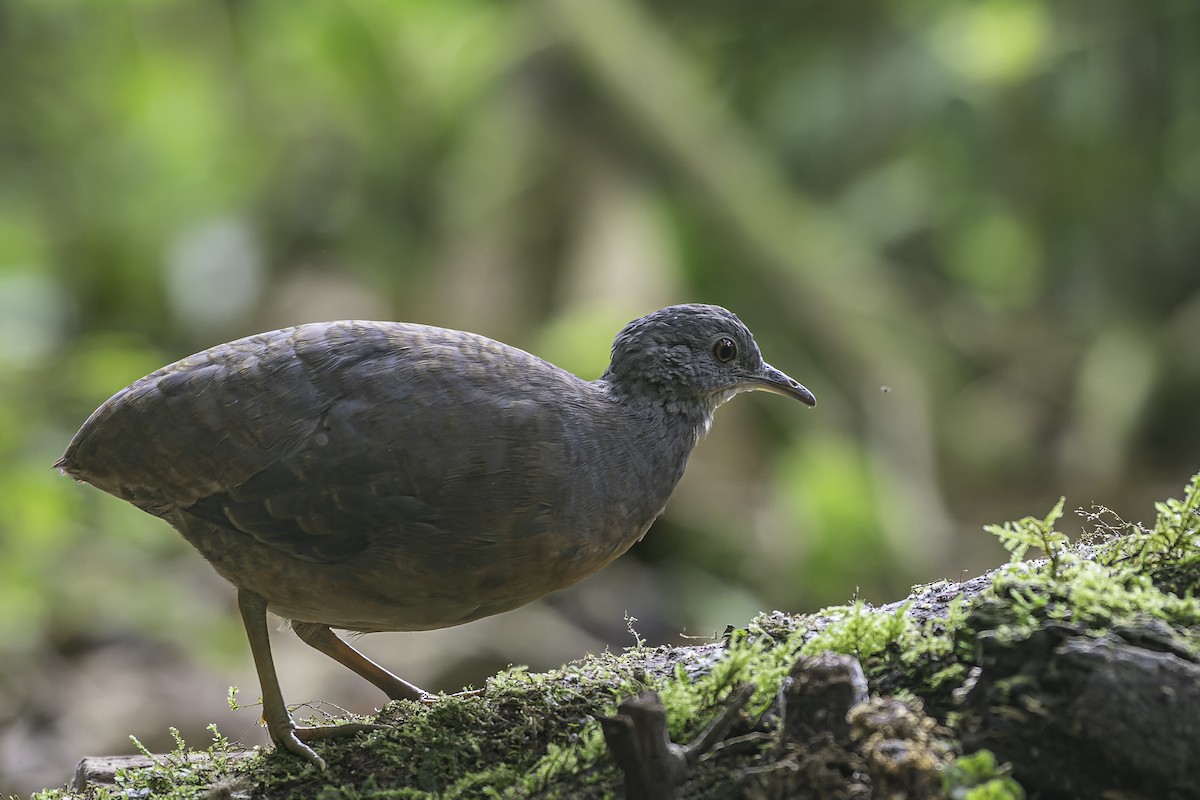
[{"x1": 271, "y1": 721, "x2": 382, "y2": 769}]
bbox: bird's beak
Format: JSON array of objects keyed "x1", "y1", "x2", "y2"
[{"x1": 745, "y1": 363, "x2": 816, "y2": 406}]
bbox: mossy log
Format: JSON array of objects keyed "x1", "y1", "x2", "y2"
[{"x1": 64, "y1": 479, "x2": 1200, "y2": 799}]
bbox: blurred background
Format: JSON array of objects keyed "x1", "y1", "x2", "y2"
[{"x1": 2, "y1": 0, "x2": 1198, "y2": 794}]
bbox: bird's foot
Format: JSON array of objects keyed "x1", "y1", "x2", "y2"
[
  {"x1": 271, "y1": 721, "x2": 382, "y2": 770},
  {"x1": 417, "y1": 687, "x2": 484, "y2": 705}
]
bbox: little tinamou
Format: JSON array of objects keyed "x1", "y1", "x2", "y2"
[{"x1": 57, "y1": 303, "x2": 815, "y2": 768}]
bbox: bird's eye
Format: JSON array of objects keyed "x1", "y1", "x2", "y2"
[{"x1": 713, "y1": 337, "x2": 737, "y2": 363}]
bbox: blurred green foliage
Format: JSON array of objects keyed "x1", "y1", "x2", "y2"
[{"x1": 1, "y1": 0, "x2": 1198, "y2": 793}]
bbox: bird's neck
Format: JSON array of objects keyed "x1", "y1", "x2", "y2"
[
  {"x1": 598, "y1": 376, "x2": 717, "y2": 431},
  {"x1": 595, "y1": 379, "x2": 719, "y2": 483}
]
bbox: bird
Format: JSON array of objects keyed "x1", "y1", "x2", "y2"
[{"x1": 56, "y1": 303, "x2": 815, "y2": 769}]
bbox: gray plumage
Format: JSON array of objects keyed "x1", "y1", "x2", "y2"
[{"x1": 56, "y1": 303, "x2": 815, "y2": 767}]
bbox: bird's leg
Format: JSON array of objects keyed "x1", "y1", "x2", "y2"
[
  {"x1": 291, "y1": 621, "x2": 431, "y2": 702},
  {"x1": 237, "y1": 590, "x2": 377, "y2": 769}
]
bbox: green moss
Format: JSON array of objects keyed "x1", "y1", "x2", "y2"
[
  {"x1": 976, "y1": 472, "x2": 1200, "y2": 646},
  {"x1": 942, "y1": 750, "x2": 1024, "y2": 799},
  {"x1": 867, "y1": 472, "x2": 1198, "y2": 704},
  {"x1": 798, "y1": 600, "x2": 913, "y2": 660},
  {"x1": 28, "y1": 724, "x2": 253, "y2": 800}
]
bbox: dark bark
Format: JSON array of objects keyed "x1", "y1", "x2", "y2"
[{"x1": 957, "y1": 622, "x2": 1200, "y2": 798}]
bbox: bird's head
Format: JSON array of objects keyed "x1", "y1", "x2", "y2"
[{"x1": 601, "y1": 304, "x2": 816, "y2": 418}]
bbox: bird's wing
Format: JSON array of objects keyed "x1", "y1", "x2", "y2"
[{"x1": 61, "y1": 321, "x2": 586, "y2": 564}]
